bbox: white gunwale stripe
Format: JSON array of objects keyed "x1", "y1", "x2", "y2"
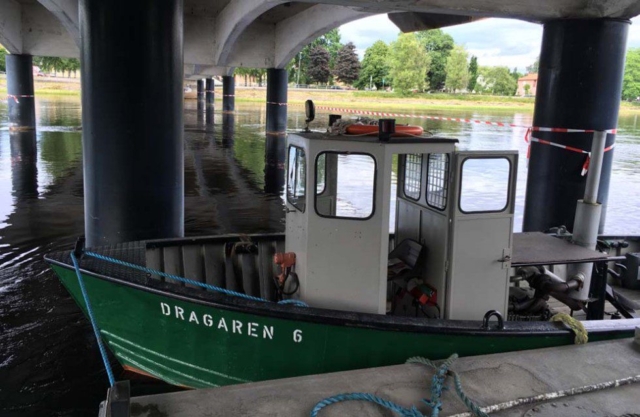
[
  {"x1": 101, "y1": 330, "x2": 250, "y2": 383},
  {"x1": 112, "y1": 342, "x2": 218, "y2": 388}
]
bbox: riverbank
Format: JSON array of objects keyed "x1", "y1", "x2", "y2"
[{"x1": 2, "y1": 77, "x2": 640, "y2": 113}]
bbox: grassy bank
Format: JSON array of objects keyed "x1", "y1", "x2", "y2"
[{"x1": 2, "y1": 78, "x2": 640, "y2": 113}]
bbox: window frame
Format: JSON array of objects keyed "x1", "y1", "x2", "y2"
[
  {"x1": 286, "y1": 145, "x2": 307, "y2": 213},
  {"x1": 314, "y1": 151, "x2": 377, "y2": 221},
  {"x1": 425, "y1": 153, "x2": 450, "y2": 211},
  {"x1": 402, "y1": 154, "x2": 423, "y2": 202},
  {"x1": 458, "y1": 156, "x2": 512, "y2": 214}
]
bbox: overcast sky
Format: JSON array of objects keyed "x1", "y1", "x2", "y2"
[{"x1": 340, "y1": 16, "x2": 640, "y2": 72}]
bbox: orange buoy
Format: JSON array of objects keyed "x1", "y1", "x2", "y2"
[{"x1": 345, "y1": 124, "x2": 424, "y2": 137}]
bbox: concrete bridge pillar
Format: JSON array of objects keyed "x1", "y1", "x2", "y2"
[
  {"x1": 197, "y1": 79, "x2": 205, "y2": 101},
  {"x1": 80, "y1": 0, "x2": 184, "y2": 246},
  {"x1": 6, "y1": 55, "x2": 36, "y2": 131},
  {"x1": 206, "y1": 77, "x2": 215, "y2": 106},
  {"x1": 523, "y1": 19, "x2": 629, "y2": 233},
  {"x1": 222, "y1": 76, "x2": 235, "y2": 113},
  {"x1": 266, "y1": 68, "x2": 288, "y2": 135}
]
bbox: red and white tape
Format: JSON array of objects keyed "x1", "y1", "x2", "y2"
[
  {"x1": 314, "y1": 105, "x2": 617, "y2": 176},
  {"x1": 7, "y1": 94, "x2": 34, "y2": 104}
]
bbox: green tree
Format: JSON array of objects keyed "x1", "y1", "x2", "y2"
[
  {"x1": 526, "y1": 56, "x2": 539, "y2": 74},
  {"x1": 416, "y1": 29, "x2": 454, "y2": 91},
  {"x1": 287, "y1": 29, "x2": 343, "y2": 85},
  {"x1": 0, "y1": 46, "x2": 7, "y2": 72},
  {"x1": 333, "y1": 42, "x2": 360, "y2": 84},
  {"x1": 389, "y1": 33, "x2": 431, "y2": 94},
  {"x1": 476, "y1": 66, "x2": 517, "y2": 96},
  {"x1": 444, "y1": 45, "x2": 469, "y2": 92},
  {"x1": 467, "y1": 55, "x2": 478, "y2": 91},
  {"x1": 308, "y1": 46, "x2": 331, "y2": 85},
  {"x1": 622, "y1": 48, "x2": 640, "y2": 101},
  {"x1": 355, "y1": 41, "x2": 390, "y2": 90}
]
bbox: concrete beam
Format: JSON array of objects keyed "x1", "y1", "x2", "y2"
[
  {"x1": 21, "y1": 2, "x2": 78, "y2": 58},
  {"x1": 389, "y1": 12, "x2": 481, "y2": 33},
  {"x1": 274, "y1": 4, "x2": 371, "y2": 68},
  {"x1": 184, "y1": 64, "x2": 233, "y2": 79},
  {"x1": 0, "y1": 0, "x2": 23, "y2": 53},
  {"x1": 37, "y1": 0, "x2": 80, "y2": 47},
  {"x1": 295, "y1": 0, "x2": 640, "y2": 21},
  {"x1": 226, "y1": 20, "x2": 275, "y2": 68},
  {"x1": 184, "y1": 14, "x2": 216, "y2": 66},
  {"x1": 213, "y1": 0, "x2": 286, "y2": 66}
]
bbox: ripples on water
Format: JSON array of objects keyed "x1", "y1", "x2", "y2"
[{"x1": 1, "y1": 96, "x2": 639, "y2": 416}]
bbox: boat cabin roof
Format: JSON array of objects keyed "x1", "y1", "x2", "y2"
[{"x1": 300, "y1": 131, "x2": 459, "y2": 145}]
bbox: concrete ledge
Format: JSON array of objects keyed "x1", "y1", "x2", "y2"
[{"x1": 130, "y1": 339, "x2": 640, "y2": 417}]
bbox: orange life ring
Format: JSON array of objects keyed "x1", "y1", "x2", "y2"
[{"x1": 345, "y1": 124, "x2": 424, "y2": 137}]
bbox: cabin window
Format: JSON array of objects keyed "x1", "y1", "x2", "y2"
[
  {"x1": 459, "y1": 157, "x2": 510, "y2": 213},
  {"x1": 426, "y1": 153, "x2": 449, "y2": 210},
  {"x1": 316, "y1": 153, "x2": 326, "y2": 194},
  {"x1": 287, "y1": 146, "x2": 306, "y2": 212},
  {"x1": 315, "y1": 152, "x2": 376, "y2": 220},
  {"x1": 403, "y1": 154, "x2": 422, "y2": 201}
]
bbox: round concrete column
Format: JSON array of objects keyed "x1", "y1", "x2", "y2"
[
  {"x1": 206, "y1": 77, "x2": 215, "y2": 106},
  {"x1": 222, "y1": 76, "x2": 235, "y2": 112},
  {"x1": 197, "y1": 79, "x2": 205, "y2": 100},
  {"x1": 523, "y1": 19, "x2": 629, "y2": 233},
  {"x1": 80, "y1": 0, "x2": 184, "y2": 246},
  {"x1": 266, "y1": 68, "x2": 288, "y2": 134},
  {"x1": 6, "y1": 54, "x2": 36, "y2": 131}
]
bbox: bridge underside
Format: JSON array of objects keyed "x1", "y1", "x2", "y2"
[{"x1": 1, "y1": 0, "x2": 639, "y2": 77}]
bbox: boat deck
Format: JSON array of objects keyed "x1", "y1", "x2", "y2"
[{"x1": 547, "y1": 285, "x2": 640, "y2": 320}]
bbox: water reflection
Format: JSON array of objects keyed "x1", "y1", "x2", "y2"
[{"x1": 10, "y1": 131, "x2": 38, "y2": 200}]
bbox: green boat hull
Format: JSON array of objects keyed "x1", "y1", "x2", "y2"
[{"x1": 48, "y1": 261, "x2": 638, "y2": 389}]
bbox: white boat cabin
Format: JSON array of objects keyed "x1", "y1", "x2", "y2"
[{"x1": 285, "y1": 132, "x2": 518, "y2": 320}]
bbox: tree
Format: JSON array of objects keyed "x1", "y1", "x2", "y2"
[
  {"x1": 444, "y1": 45, "x2": 469, "y2": 92},
  {"x1": 475, "y1": 66, "x2": 517, "y2": 96},
  {"x1": 416, "y1": 29, "x2": 454, "y2": 91},
  {"x1": 0, "y1": 46, "x2": 6, "y2": 73},
  {"x1": 287, "y1": 29, "x2": 343, "y2": 85},
  {"x1": 333, "y1": 42, "x2": 360, "y2": 84},
  {"x1": 622, "y1": 48, "x2": 640, "y2": 101},
  {"x1": 355, "y1": 41, "x2": 390, "y2": 90},
  {"x1": 308, "y1": 46, "x2": 331, "y2": 84},
  {"x1": 389, "y1": 33, "x2": 431, "y2": 94},
  {"x1": 524, "y1": 84, "x2": 531, "y2": 96},
  {"x1": 467, "y1": 55, "x2": 478, "y2": 91},
  {"x1": 526, "y1": 56, "x2": 539, "y2": 74}
]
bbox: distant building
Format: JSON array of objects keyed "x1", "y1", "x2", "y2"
[{"x1": 517, "y1": 73, "x2": 538, "y2": 97}]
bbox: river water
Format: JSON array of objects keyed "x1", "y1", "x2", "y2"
[{"x1": 0, "y1": 96, "x2": 639, "y2": 416}]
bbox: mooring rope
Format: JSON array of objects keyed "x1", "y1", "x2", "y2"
[
  {"x1": 310, "y1": 354, "x2": 488, "y2": 417},
  {"x1": 81, "y1": 250, "x2": 308, "y2": 307},
  {"x1": 550, "y1": 313, "x2": 588, "y2": 344},
  {"x1": 70, "y1": 252, "x2": 116, "y2": 387}
]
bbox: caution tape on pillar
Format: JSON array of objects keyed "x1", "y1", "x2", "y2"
[
  {"x1": 266, "y1": 102, "x2": 287, "y2": 106},
  {"x1": 7, "y1": 94, "x2": 34, "y2": 103},
  {"x1": 313, "y1": 105, "x2": 618, "y2": 176},
  {"x1": 525, "y1": 128, "x2": 616, "y2": 176}
]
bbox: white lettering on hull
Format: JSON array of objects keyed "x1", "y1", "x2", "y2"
[{"x1": 159, "y1": 302, "x2": 301, "y2": 343}]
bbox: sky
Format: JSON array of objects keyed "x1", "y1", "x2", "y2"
[{"x1": 340, "y1": 15, "x2": 640, "y2": 72}]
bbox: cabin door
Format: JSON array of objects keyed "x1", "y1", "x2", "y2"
[{"x1": 446, "y1": 151, "x2": 518, "y2": 320}]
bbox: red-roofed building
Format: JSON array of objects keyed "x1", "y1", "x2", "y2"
[{"x1": 517, "y1": 73, "x2": 538, "y2": 96}]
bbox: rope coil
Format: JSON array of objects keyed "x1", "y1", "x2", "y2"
[{"x1": 311, "y1": 354, "x2": 488, "y2": 417}]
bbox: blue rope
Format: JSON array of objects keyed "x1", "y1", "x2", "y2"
[
  {"x1": 83, "y1": 250, "x2": 307, "y2": 307},
  {"x1": 310, "y1": 354, "x2": 488, "y2": 417},
  {"x1": 70, "y1": 252, "x2": 116, "y2": 387}
]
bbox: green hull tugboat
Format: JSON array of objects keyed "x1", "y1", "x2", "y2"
[{"x1": 46, "y1": 117, "x2": 640, "y2": 389}]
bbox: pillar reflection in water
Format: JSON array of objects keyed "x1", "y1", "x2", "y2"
[
  {"x1": 206, "y1": 105, "x2": 215, "y2": 126},
  {"x1": 264, "y1": 133, "x2": 285, "y2": 194},
  {"x1": 221, "y1": 113, "x2": 235, "y2": 147},
  {"x1": 10, "y1": 131, "x2": 38, "y2": 199}
]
